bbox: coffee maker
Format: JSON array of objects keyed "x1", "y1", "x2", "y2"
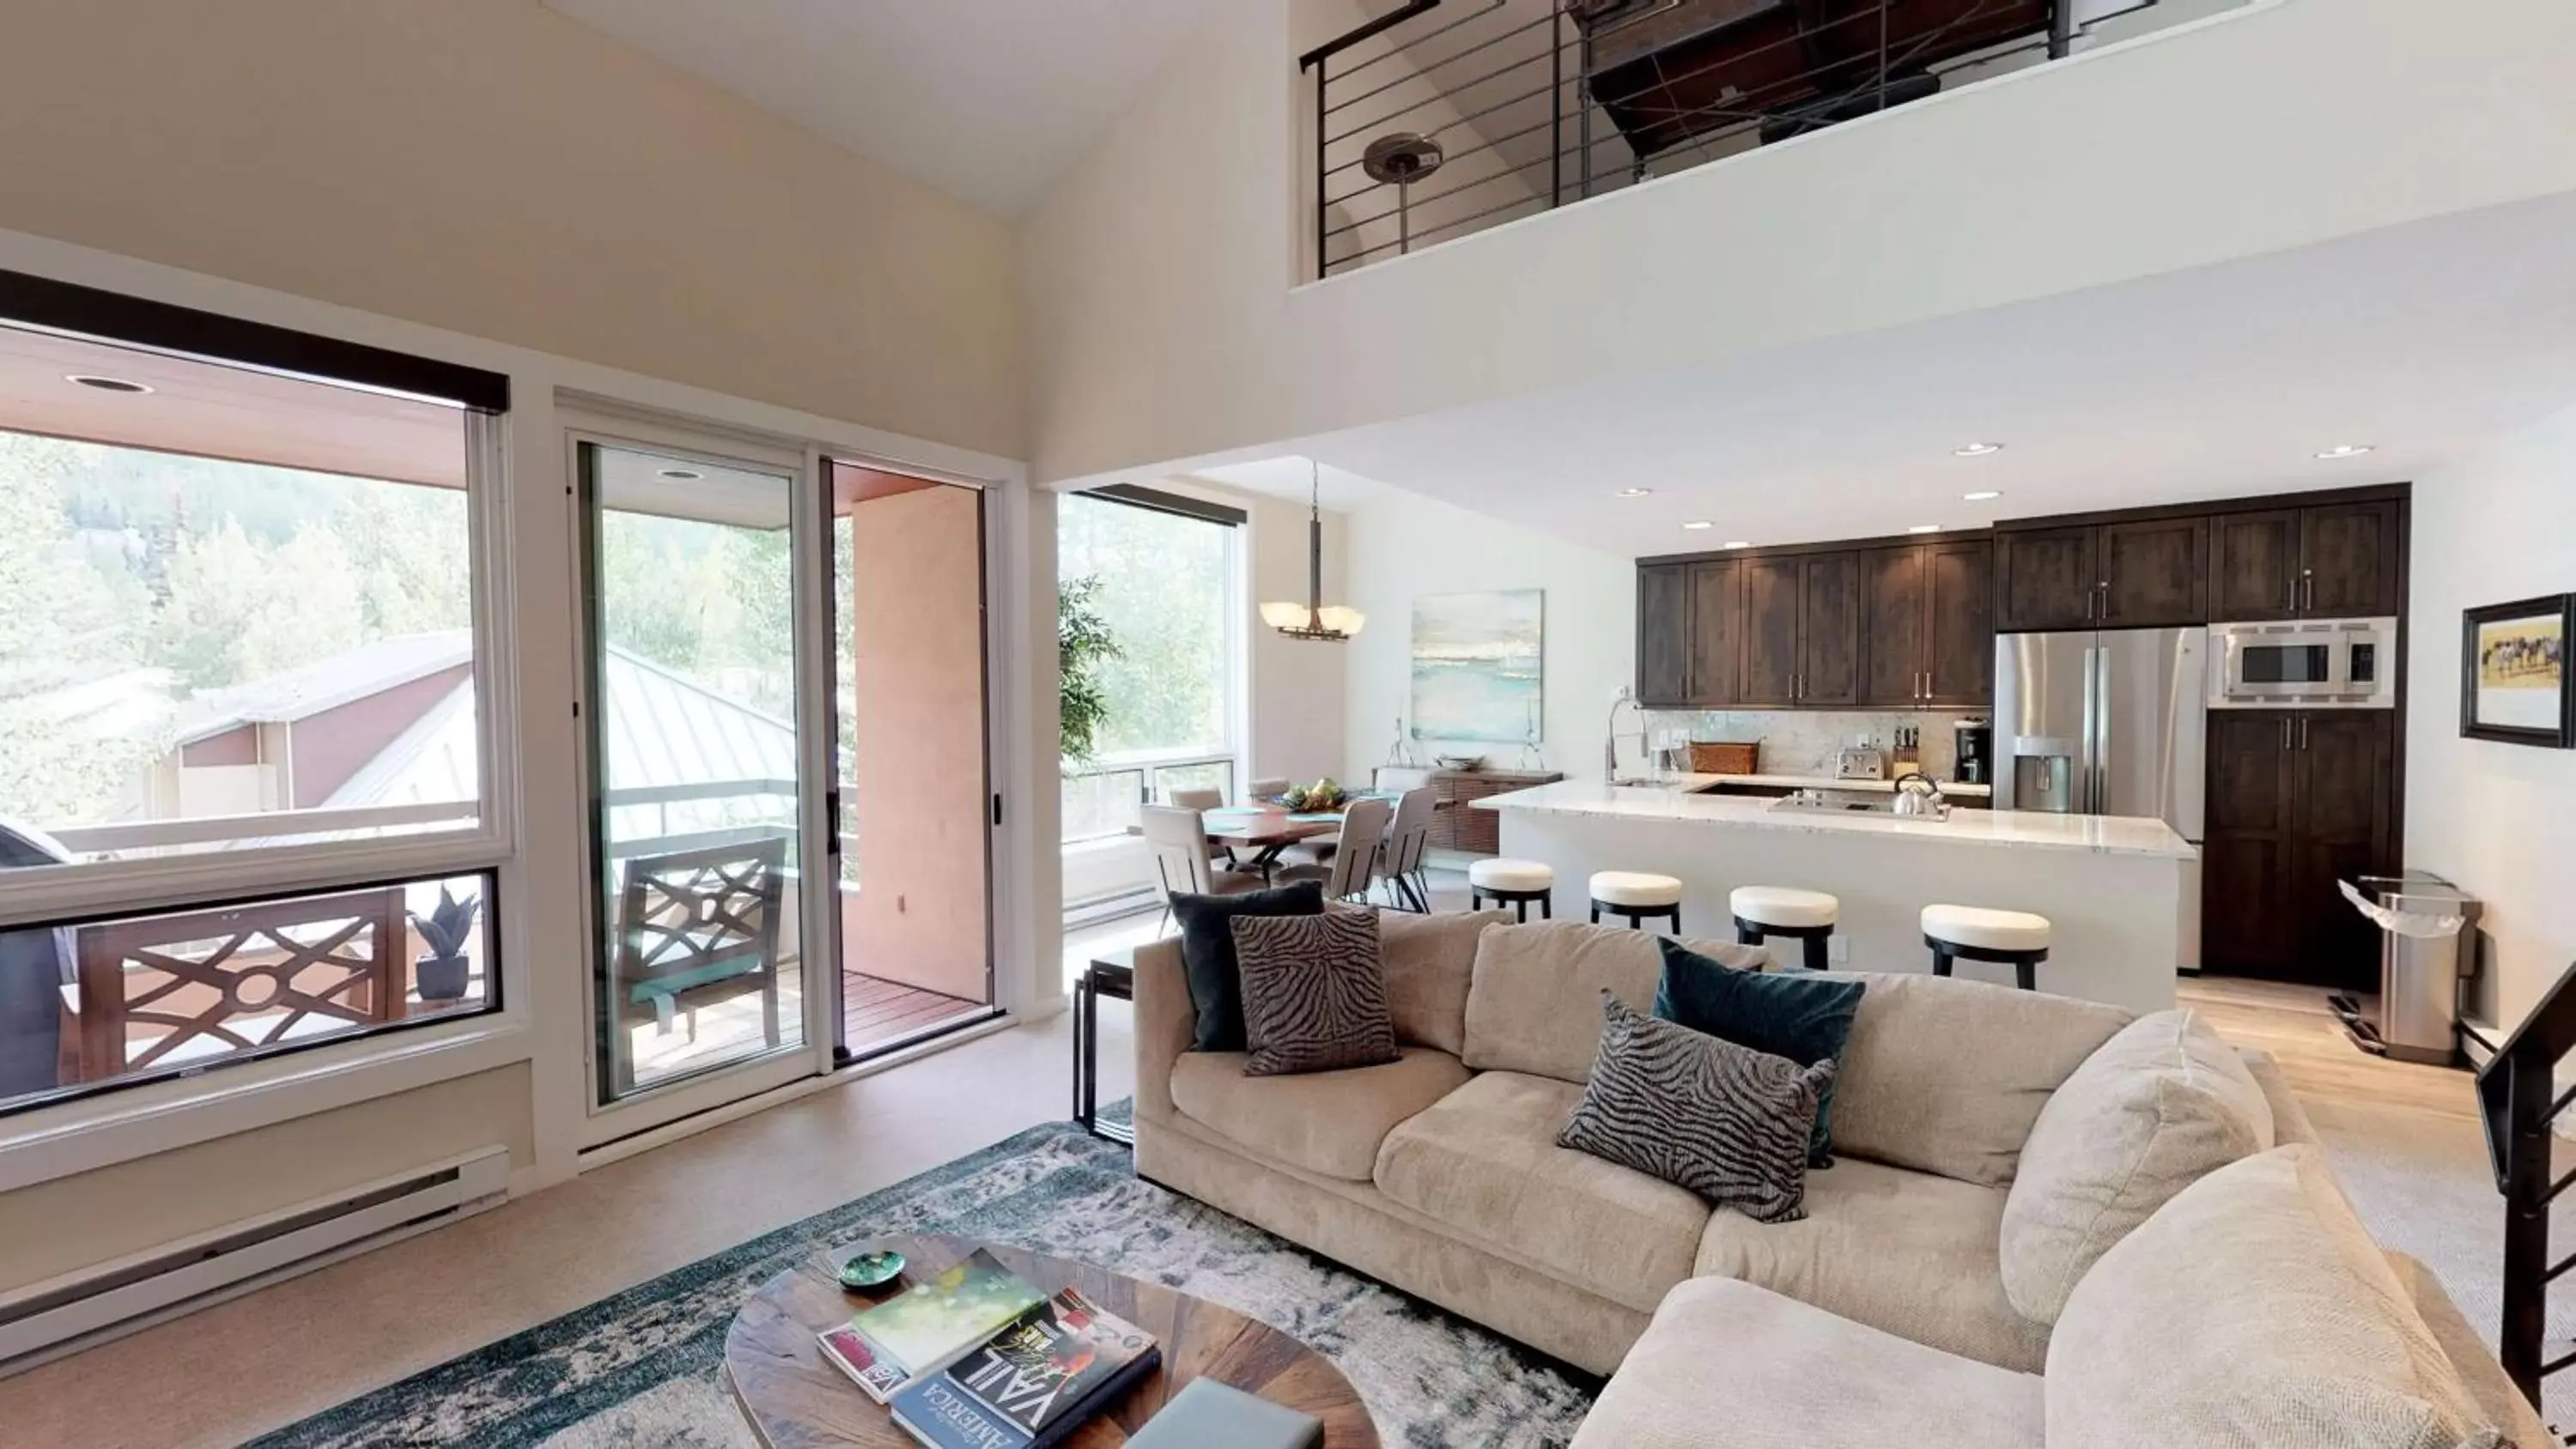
[{"x1": 1953, "y1": 719, "x2": 1994, "y2": 785}]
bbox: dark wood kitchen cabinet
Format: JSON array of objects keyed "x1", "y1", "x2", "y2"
[
  {"x1": 1636, "y1": 562, "x2": 1691, "y2": 705},
  {"x1": 2209, "y1": 499, "x2": 2403, "y2": 621},
  {"x1": 1741, "y1": 552, "x2": 1860, "y2": 706},
  {"x1": 1860, "y1": 539, "x2": 1994, "y2": 707},
  {"x1": 1739, "y1": 555, "x2": 1803, "y2": 706},
  {"x1": 1635, "y1": 559, "x2": 1743, "y2": 707},
  {"x1": 2201, "y1": 709, "x2": 2395, "y2": 989},
  {"x1": 1996, "y1": 518, "x2": 2204, "y2": 631}
]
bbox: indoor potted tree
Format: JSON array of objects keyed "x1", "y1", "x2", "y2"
[{"x1": 411, "y1": 886, "x2": 482, "y2": 1003}]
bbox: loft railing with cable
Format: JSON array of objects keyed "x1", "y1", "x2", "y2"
[
  {"x1": 1300, "y1": 0, "x2": 2183, "y2": 280},
  {"x1": 2480, "y1": 956, "x2": 2576, "y2": 1436}
]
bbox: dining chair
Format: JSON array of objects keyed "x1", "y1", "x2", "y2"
[
  {"x1": 1245, "y1": 777, "x2": 1290, "y2": 801},
  {"x1": 1279, "y1": 796, "x2": 1390, "y2": 903},
  {"x1": 1166, "y1": 786, "x2": 1224, "y2": 810},
  {"x1": 1140, "y1": 804, "x2": 1261, "y2": 933},
  {"x1": 1378, "y1": 787, "x2": 1438, "y2": 912}
]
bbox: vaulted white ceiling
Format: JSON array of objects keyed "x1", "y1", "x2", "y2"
[{"x1": 542, "y1": 0, "x2": 1219, "y2": 218}]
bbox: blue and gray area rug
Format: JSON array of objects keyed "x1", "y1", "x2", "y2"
[{"x1": 253, "y1": 1108, "x2": 1598, "y2": 1448}]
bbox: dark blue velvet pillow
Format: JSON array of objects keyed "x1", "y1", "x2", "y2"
[
  {"x1": 1654, "y1": 937, "x2": 1865, "y2": 1166},
  {"x1": 1171, "y1": 882, "x2": 1327, "y2": 1052}
]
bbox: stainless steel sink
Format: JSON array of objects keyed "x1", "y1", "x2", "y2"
[{"x1": 1767, "y1": 790, "x2": 1899, "y2": 817}]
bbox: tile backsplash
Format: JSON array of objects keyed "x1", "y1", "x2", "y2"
[{"x1": 1643, "y1": 709, "x2": 1986, "y2": 779}]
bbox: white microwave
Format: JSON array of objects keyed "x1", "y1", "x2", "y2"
[{"x1": 2208, "y1": 618, "x2": 2398, "y2": 708}]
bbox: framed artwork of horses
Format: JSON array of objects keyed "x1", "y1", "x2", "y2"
[{"x1": 2462, "y1": 594, "x2": 2575, "y2": 747}]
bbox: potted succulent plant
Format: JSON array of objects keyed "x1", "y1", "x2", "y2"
[{"x1": 411, "y1": 887, "x2": 482, "y2": 1003}]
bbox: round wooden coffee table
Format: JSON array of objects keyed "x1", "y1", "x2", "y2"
[{"x1": 721, "y1": 1234, "x2": 1382, "y2": 1447}]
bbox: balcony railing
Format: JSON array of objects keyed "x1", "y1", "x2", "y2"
[{"x1": 1302, "y1": 0, "x2": 2175, "y2": 279}]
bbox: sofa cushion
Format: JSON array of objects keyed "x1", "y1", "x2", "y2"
[
  {"x1": 1373, "y1": 1069, "x2": 1709, "y2": 1313},
  {"x1": 1172, "y1": 882, "x2": 1325, "y2": 1052},
  {"x1": 1569, "y1": 1276, "x2": 2045, "y2": 1449},
  {"x1": 1462, "y1": 920, "x2": 1765, "y2": 1084},
  {"x1": 1558, "y1": 994, "x2": 1832, "y2": 1224},
  {"x1": 2385, "y1": 1252, "x2": 2558, "y2": 1449},
  {"x1": 1379, "y1": 909, "x2": 1506, "y2": 1054},
  {"x1": 1695, "y1": 1155, "x2": 2050, "y2": 1372},
  {"x1": 1232, "y1": 909, "x2": 1401, "y2": 1076},
  {"x1": 1656, "y1": 937, "x2": 1865, "y2": 1165},
  {"x1": 1169, "y1": 1046, "x2": 1471, "y2": 1182},
  {"x1": 1818, "y1": 971, "x2": 2132, "y2": 1187},
  {"x1": 2049, "y1": 1144, "x2": 2507, "y2": 1449},
  {"x1": 2001, "y1": 1009, "x2": 2275, "y2": 1326}
]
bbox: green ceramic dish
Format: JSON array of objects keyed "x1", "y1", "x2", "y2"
[{"x1": 838, "y1": 1247, "x2": 906, "y2": 1290}]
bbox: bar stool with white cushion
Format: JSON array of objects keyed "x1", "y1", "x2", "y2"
[
  {"x1": 1589, "y1": 871, "x2": 1684, "y2": 934},
  {"x1": 1921, "y1": 904, "x2": 2053, "y2": 991},
  {"x1": 1467, "y1": 858, "x2": 1556, "y2": 922},
  {"x1": 1731, "y1": 886, "x2": 1840, "y2": 972}
]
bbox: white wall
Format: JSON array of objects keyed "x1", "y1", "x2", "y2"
[
  {"x1": 1023, "y1": 0, "x2": 2576, "y2": 487},
  {"x1": 2407, "y1": 402, "x2": 2576, "y2": 1034},
  {"x1": 0, "y1": 0, "x2": 1022, "y2": 458},
  {"x1": 1340, "y1": 487, "x2": 1632, "y2": 785}
]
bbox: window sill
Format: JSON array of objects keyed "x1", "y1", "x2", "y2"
[{"x1": 0, "y1": 1015, "x2": 532, "y2": 1193}]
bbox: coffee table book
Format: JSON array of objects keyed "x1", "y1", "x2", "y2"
[
  {"x1": 821, "y1": 1248, "x2": 1046, "y2": 1403},
  {"x1": 890, "y1": 1286, "x2": 1161, "y2": 1448}
]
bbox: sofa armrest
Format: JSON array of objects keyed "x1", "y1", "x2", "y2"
[
  {"x1": 1132, "y1": 938, "x2": 1194, "y2": 1125},
  {"x1": 2236, "y1": 1047, "x2": 2319, "y2": 1148},
  {"x1": 2385, "y1": 1251, "x2": 2558, "y2": 1449}
]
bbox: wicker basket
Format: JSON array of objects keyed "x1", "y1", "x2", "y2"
[{"x1": 1689, "y1": 741, "x2": 1760, "y2": 775}]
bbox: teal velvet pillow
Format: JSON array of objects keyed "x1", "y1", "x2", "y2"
[{"x1": 1654, "y1": 937, "x2": 1865, "y2": 1166}]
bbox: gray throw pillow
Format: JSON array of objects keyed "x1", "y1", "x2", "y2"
[
  {"x1": 1558, "y1": 993, "x2": 1832, "y2": 1224},
  {"x1": 1230, "y1": 909, "x2": 1402, "y2": 1076}
]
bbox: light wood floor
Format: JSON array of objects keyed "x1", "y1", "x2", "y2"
[{"x1": 2179, "y1": 973, "x2": 2480, "y2": 1123}]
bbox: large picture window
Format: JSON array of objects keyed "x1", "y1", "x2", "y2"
[{"x1": 0, "y1": 270, "x2": 509, "y2": 1115}]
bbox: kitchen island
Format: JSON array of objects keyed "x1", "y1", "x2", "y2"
[{"x1": 1474, "y1": 777, "x2": 2195, "y2": 1015}]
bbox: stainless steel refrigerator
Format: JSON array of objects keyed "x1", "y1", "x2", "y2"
[{"x1": 1993, "y1": 628, "x2": 2208, "y2": 967}]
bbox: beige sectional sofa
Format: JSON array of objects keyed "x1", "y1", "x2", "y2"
[{"x1": 1131, "y1": 914, "x2": 2552, "y2": 1446}]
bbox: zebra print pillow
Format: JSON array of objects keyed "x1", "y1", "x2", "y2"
[
  {"x1": 1558, "y1": 992, "x2": 1834, "y2": 1223},
  {"x1": 1231, "y1": 908, "x2": 1402, "y2": 1076}
]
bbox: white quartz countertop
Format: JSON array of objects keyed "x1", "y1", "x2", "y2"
[
  {"x1": 1472, "y1": 779, "x2": 2195, "y2": 858},
  {"x1": 1695, "y1": 772, "x2": 1993, "y2": 798}
]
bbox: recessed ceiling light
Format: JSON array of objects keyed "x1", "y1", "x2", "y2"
[
  {"x1": 1616, "y1": 487, "x2": 1653, "y2": 498},
  {"x1": 1953, "y1": 442, "x2": 2003, "y2": 458},
  {"x1": 1681, "y1": 520, "x2": 1716, "y2": 530},
  {"x1": 1907, "y1": 524, "x2": 1944, "y2": 534},
  {"x1": 66, "y1": 373, "x2": 152, "y2": 394},
  {"x1": 2314, "y1": 444, "x2": 2375, "y2": 460},
  {"x1": 657, "y1": 467, "x2": 704, "y2": 481},
  {"x1": 1720, "y1": 540, "x2": 1753, "y2": 549},
  {"x1": 1962, "y1": 489, "x2": 2003, "y2": 502}
]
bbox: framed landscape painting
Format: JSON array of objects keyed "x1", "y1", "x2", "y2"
[
  {"x1": 2462, "y1": 595, "x2": 2574, "y2": 748},
  {"x1": 1412, "y1": 591, "x2": 1544, "y2": 743}
]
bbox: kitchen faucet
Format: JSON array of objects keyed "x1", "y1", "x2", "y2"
[{"x1": 1605, "y1": 689, "x2": 1646, "y2": 780}]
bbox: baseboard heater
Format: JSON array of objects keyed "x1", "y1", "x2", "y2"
[{"x1": 0, "y1": 1146, "x2": 509, "y2": 1370}]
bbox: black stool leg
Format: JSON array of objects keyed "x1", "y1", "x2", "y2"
[
  {"x1": 2017, "y1": 957, "x2": 2037, "y2": 992},
  {"x1": 1589, "y1": 903, "x2": 1601, "y2": 925},
  {"x1": 1540, "y1": 894, "x2": 1552, "y2": 920},
  {"x1": 1805, "y1": 933, "x2": 1830, "y2": 972},
  {"x1": 1737, "y1": 922, "x2": 1764, "y2": 947},
  {"x1": 1664, "y1": 906, "x2": 1682, "y2": 934},
  {"x1": 1513, "y1": 897, "x2": 1531, "y2": 925},
  {"x1": 1932, "y1": 945, "x2": 1954, "y2": 977}
]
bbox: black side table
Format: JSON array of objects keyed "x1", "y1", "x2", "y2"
[{"x1": 1073, "y1": 947, "x2": 1135, "y2": 1144}]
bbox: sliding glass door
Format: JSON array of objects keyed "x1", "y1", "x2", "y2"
[{"x1": 577, "y1": 435, "x2": 819, "y2": 1131}]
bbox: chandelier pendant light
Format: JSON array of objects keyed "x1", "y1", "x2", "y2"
[{"x1": 1260, "y1": 461, "x2": 1364, "y2": 642}]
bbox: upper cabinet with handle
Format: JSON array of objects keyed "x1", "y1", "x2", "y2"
[
  {"x1": 1995, "y1": 518, "x2": 2205, "y2": 632},
  {"x1": 1861, "y1": 538, "x2": 1993, "y2": 707},
  {"x1": 2214, "y1": 500, "x2": 2403, "y2": 621},
  {"x1": 1635, "y1": 558, "x2": 1747, "y2": 707}
]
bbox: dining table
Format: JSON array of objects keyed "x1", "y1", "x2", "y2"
[{"x1": 1133, "y1": 791, "x2": 1450, "y2": 876}]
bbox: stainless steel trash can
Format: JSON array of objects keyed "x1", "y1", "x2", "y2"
[{"x1": 2335, "y1": 871, "x2": 2481, "y2": 1065}]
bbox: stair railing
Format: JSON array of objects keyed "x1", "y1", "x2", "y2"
[{"x1": 2478, "y1": 956, "x2": 2576, "y2": 1423}]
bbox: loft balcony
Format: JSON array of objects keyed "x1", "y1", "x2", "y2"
[{"x1": 1303, "y1": 0, "x2": 2235, "y2": 278}]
